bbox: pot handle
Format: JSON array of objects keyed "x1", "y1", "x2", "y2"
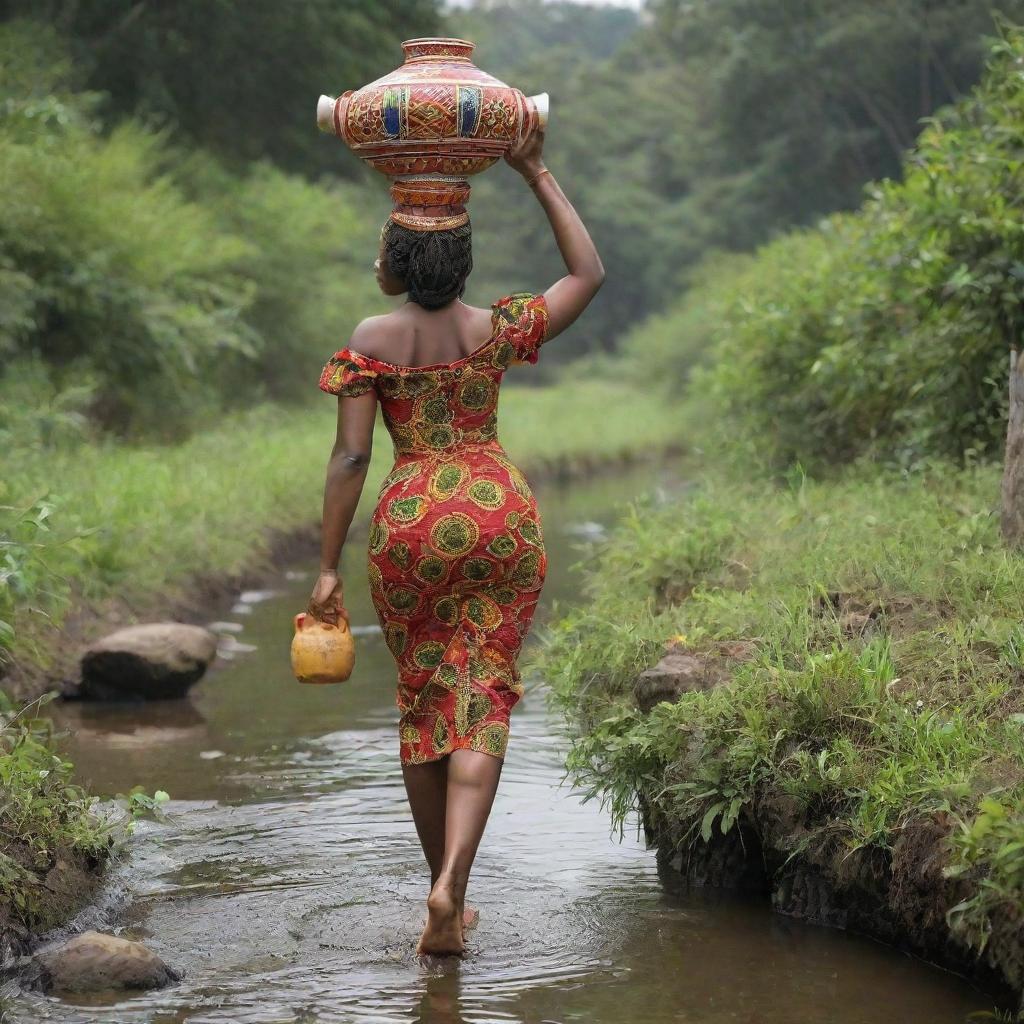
[{"x1": 525, "y1": 92, "x2": 549, "y2": 135}]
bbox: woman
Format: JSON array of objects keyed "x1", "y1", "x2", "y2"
[{"x1": 307, "y1": 125, "x2": 604, "y2": 957}]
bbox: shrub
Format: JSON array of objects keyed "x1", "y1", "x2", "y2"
[{"x1": 637, "y1": 26, "x2": 1024, "y2": 470}]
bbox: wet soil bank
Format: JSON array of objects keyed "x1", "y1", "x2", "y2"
[
  {"x1": 646, "y1": 751, "x2": 1023, "y2": 1016},
  {"x1": 0, "y1": 842, "x2": 110, "y2": 970}
]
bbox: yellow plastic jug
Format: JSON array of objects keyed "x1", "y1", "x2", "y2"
[{"x1": 290, "y1": 612, "x2": 355, "y2": 685}]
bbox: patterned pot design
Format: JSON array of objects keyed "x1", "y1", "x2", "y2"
[{"x1": 317, "y1": 37, "x2": 547, "y2": 228}]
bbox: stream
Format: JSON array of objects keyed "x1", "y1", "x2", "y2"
[{"x1": 6, "y1": 460, "x2": 993, "y2": 1023}]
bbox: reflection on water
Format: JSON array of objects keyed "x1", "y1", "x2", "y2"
[{"x1": 5, "y1": 460, "x2": 993, "y2": 1023}]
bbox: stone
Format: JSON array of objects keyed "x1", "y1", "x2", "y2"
[
  {"x1": 634, "y1": 651, "x2": 730, "y2": 713},
  {"x1": 26, "y1": 931, "x2": 179, "y2": 994},
  {"x1": 79, "y1": 623, "x2": 217, "y2": 701},
  {"x1": 633, "y1": 640, "x2": 754, "y2": 714}
]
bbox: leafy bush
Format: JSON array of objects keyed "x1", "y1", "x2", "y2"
[
  {"x1": 639, "y1": 26, "x2": 1024, "y2": 469},
  {"x1": 0, "y1": 111, "x2": 256, "y2": 436},
  {"x1": 0, "y1": 24, "x2": 384, "y2": 438},
  {"x1": 185, "y1": 157, "x2": 385, "y2": 404},
  {"x1": 0, "y1": 498, "x2": 81, "y2": 665}
]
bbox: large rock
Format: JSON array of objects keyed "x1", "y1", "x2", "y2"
[
  {"x1": 25, "y1": 931, "x2": 179, "y2": 993},
  {"x1": 633, "y1": 640, "x2": 754, "y2": 713},
  {"x1": 79, "y1": 623, "x2": 217, "y2": 700}
]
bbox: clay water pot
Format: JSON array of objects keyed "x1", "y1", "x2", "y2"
[
  {"x1": 291, "y1": 612, "x2": 355, "y2": 685},
  {"x1": 317, "y1": 37, "x2": 548, "y2": 230}
]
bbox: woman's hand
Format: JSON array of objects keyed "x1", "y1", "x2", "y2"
[
  {"x1": 307, "y1": 570, "x2": 349, "y2": 627},
  {"x1": 505, "y1": 125, "x2": 546, "y2": 179}
]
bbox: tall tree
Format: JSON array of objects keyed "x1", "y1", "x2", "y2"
[{"x1": 0, "y1": 0, "x2": 441, "y2": 176}]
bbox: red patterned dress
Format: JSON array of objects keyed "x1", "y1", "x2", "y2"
[{"x1": 319, "y1": 293, "x2": 550, "y2": 765}]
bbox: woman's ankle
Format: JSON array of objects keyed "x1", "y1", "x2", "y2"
[{"x1": 430, "y1": 872, "x2": 467, "y2": 906}]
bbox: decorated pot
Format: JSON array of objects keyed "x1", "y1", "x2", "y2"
[{"x1": 317, "y1": 37, "x2": 548, "y2": 230}]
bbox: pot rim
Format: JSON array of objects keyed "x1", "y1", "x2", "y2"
[{"x1": 401, "y1": 36, "x2": 475, "y2": 46}]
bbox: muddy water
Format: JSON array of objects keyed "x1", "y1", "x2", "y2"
[{"x1": 9, "y1": 461, "x2": 992, "y2": 1023}]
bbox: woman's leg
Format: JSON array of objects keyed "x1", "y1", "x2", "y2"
[
  {"x1": 401, "y1": 759, "x2": 448, "y2": 885},
  {"x1": 418, "y1": 749, "x2": 503, "y2": 955}
]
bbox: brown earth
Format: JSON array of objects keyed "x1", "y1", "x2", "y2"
[{"x1": 0, "y1": 839, "x2": 112, "y2": 972}]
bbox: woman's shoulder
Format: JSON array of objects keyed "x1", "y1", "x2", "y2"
[
  {"x1": 491, "y1": 292, "x2": 550, "y2": 365},
  {"x1": 492, "y1": 291, "x2": 545, "y2": 322},
  {"x1": 346, "y1": 312, "x2": 406, "y2": 362}
]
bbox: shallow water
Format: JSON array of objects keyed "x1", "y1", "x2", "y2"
[{"x1": 6, "y1": 460, "x2": 994, "y2": 1023}]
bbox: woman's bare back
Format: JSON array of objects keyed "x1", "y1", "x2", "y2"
[{"x1": 349, "y1": 302, "x2": 495, "y2": 369}]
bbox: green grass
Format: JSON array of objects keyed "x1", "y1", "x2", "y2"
[
  {"x1": 1, "y1": 379, "x2": 685, "y2": 673},
  {"x1": 532, "y1": 461, "x2": 1024, "y2": 955},
  {"x1": 0, "y1": 692, "x2": 113, "y2": 937}
]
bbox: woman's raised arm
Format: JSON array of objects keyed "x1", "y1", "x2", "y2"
[{"x1": 504, "y1": 127, "x2": 605, "y2": 341}]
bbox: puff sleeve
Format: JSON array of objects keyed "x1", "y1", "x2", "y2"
[
  {"x1": 493, "y1": 292, "x2": 550, "y2": 365},
  {"x1": 318, "y1": 347, "x2": 378, "y2": 397}
]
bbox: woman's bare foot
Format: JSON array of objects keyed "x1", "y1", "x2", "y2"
[{"x1": 417, "y1": 883, "x2": 465, "y2": 956}]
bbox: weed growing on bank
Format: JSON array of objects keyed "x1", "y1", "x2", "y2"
[
  {"x1": 533, "y1": 462, "x2": 1024, "y2": 949},
  {"x1": 0, "y1": 694, "x2": 113, "y2": 934}
]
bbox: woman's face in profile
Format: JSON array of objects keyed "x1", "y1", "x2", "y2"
[{"x1": 375, "y1": 228, "x2": 407, "y2": 297}]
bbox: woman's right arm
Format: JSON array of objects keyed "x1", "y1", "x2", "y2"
[{"x1": 504, "y1": 127, "x2": 605, "y2": 341}]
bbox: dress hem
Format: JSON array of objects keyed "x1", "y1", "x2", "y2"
[{"x1": 400, "y1": 736, "x2": 507, "y2": 767}]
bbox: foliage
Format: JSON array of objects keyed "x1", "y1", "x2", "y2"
[
  {"x1": 0, "y1": 693, "x2": 112, "y2": 928},
  {"x1": 0, "y1": 497, "x2": 86, "y2": 667},
  {"x1": 533, "y1": 462, "x2": 1024, "y2": 945},
  {"x1": 647, "y1": 0, "x2": 1023, "y2": 239},
  {"x1": 177, "y1": 154, "x2": 386, "y2": 405},
  {"x1": 0, "y1": 23, "x2": 387, "y2": 437},
  {"x1": 0, "y1": 0, "x2": 440, "y2": 176},
  {"x1": 947, "y1": 796, "x2": 1024, "y2": 950},
  {"x1": 635, "y1": 26, "x2": 1024, "y2": 469},
  {"x1": 0, "y1": 0, "x2": 1017, "y2": 406},
  {"x1": 0, "y1": 117, "x2": 255, "y2": 436},
  {"x1": 617, "y1": 251, "x2": 755, "y2": 391},
  {"x1": 455, "y1": 0, "x2": 1019, "y2": 358},
  {"x1": 114, "y1": 786, "x2": 170, "y2": 825}
]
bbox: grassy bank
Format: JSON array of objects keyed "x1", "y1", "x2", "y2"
[
  {"x1": 0, "y1": 693, "x2": 113, "y2": 967},
  {"x1": 1, "y1": 379, "x2": 685, "y2": 688},
  {"x1": 534, "y1": 461, "x2": 1024, "y2": 1007}
]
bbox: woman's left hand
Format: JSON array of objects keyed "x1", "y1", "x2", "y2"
[
  {"x1": 307, "y1": 571, "x2": 349, "y2": 626},
  {"x1": 505, "y1": 125, "x2": 546, "y2": 179}
]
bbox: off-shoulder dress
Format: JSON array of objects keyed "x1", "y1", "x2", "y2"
[{"x1": 319, "y1": 292, "x2": 550, "y2": 765}]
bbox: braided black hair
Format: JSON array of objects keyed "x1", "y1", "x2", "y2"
[{"x1": 382, "y1": 219, "x2": 473, "y2": 310}]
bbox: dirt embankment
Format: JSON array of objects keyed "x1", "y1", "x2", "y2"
[
  {"x1": 0, "y1": 841, "x2": 111, "y2": 971},
  {"x1": 637, "y1": 647, "x2": 1024, "y2": 1017}
]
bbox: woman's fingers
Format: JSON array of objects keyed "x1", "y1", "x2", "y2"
[{"x1": 307, "y1": 576, "x2": 348, "y2": 626}]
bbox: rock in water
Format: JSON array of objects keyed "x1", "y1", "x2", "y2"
[
  {"x1": 79, "y1": 623, "x2": 217, "y2": 700},
  {"x1": 26, "y1": 931, "x2": 179, "y2": 993}
]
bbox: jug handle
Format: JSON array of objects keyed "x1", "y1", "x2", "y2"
[{"x1": 297, "y1": 610, "x2": 350, "y2": 632}]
